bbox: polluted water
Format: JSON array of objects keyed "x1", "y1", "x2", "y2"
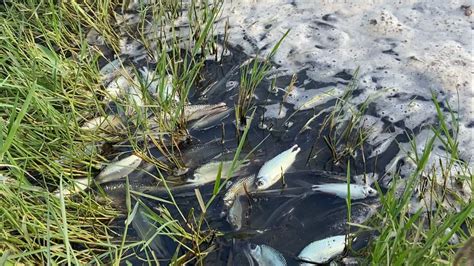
[{"x1": 68, "y1": 0, "x2": 473, "y2": 265}]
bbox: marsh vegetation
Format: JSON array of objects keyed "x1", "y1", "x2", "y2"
[{"x1": 0, "y1": 1, "x2": 472, "y2": 265}]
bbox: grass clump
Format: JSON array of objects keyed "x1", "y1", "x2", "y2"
[
  {"x1": 0, "y1": 0, "x2": 225, "y2": 264},
  {"x1": 355, "y1": 95, "x2": 473, "y2": 265}
]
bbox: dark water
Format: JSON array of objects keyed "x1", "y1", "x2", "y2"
[{"x1": 96, "y1": 46, "x2": 389, "y2": 265}]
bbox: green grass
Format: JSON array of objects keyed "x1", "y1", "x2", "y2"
[
  {"x1": 1, "y1": 0, "x2": 471, "y2": 265},
  {"x1": 0, "y1": 0, "x2": 224, "y2": 264},
  {"x1": 349, "y1": 95, "x2": 473, "y2": 265}
]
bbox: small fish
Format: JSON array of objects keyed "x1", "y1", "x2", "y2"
[
  {"x1": 190, "y1": 107, "x2": 233, "y2": 130},
  {"x1": 95, "y1": 154, "x2": 143, "y2": 184},
  {"x1": 105, "y1": 75, "x2": 134, "y2": 99},
  {"x1": 120, "y1": 38, "x2": 145, "y2": 57},
  {"x1": 99, "y1": 58, "x2": 128, "y2": 85},
  {"x1": 187, "y1": 160, "x2": 248, "y2": 185},
  {"x1": 80, "y1": 115, "x2": 123, "y2": 132},
  {"x1": 311, "y1": 183, "x2": 378, "y2": 200},
  {"x1": 139, "y1": 67, "x2": 176, "y2": 102},
  {"x1": 255, "y1": 144, "x2": 301, "y2": 190},
  {"x1": 86, "y1": 28, "x2": 105, "y2": 46},
  {"x1": 298, "y1": 235, "x2": 350, "y2": 264},
  {"x1": 248, "y1": 243, "x2": 287, "y2": 266},
  {"x1": 54, "y1": 178, "x2": 89, "y2": 197},
  {"x1": 184, "y1": 102, "x2": 228, "y2": 121},
  {"x1": 223, "y1": 175, "x2": 256, "y2": 209},
  {"x1": 227, "y1": 195, "x2": 246, "y2": 230}
]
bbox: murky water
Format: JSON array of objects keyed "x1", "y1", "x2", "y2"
[
  {"x1": 85, "y1": 1, "x2": 472, "y2": 265},
  {"x1": 94, "y1": 46, "x2": 386, "y2": 265}
]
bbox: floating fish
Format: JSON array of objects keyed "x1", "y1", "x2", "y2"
[
  {"x1": 54, "y1": 177, "x2": 89, "y2": 197},
  {"x1": 139, "y1": 67, "x2": 176, "y2": 102},
  {"x1": 80, "y1": 115, "x2": 123, "y2": 132},
  {"x1": 223, "y1": 175, "x2": 256, "y2": 209},
  {"x1": 184, "y1": 102, "x2": 228, "y2": 121},
  {"x1": 248, "y1": 243, "x2": 287, "y2": 266},
  {"x1": 187, "y1": 160, "x2": 248, "y2": 185},
  {"x1": 95, "y1": 154, "x2": 143, "y2": 184},
  {"x1": 99, "y1": 58, "x2": 128, "y2": 85},
  {"x1": 298, "y1": 235, "x2": 350, "y2": 264},
  {"x1": 286, "y1": 87, "x2": 344, "y2": 111},
  {"x1": 105, "y1": 75, "x2": 134, "y2": 99},
  {"x1": 227, "y1": 195, "x2": 246, "y2": 230},
  {"x1": 190, "y1": 107, "x2": 233, "y2": 130},
  {"x1": 132, "y1": 206, "x2": 177, "y2": 259},
  {"x1": 311, "y1": 183, "x2": 378, "y2": 200},
  {"x1": 255, "y1": 144, "x2": 301, "y2": 190}
]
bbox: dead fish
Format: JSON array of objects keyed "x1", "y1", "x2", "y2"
[
  {"x1": 86, "y1": 28, "x2": 105, "y2": 46},
  {"x1": 187, "y1": 160, "x2": 248, "y2": 185},
  {"x1": 120, "y1": 38, "x2": 145, "y2": 57},
  {"x1": 80, "y1": 115, "x2": 123, "y2": 132},
  {"x1": 190, "y1": 107, "x2": 233, "y2": 130},
  {"x1": 311, "y1": 183, "x2": 378, "y2": 200},
  {"x1": 99, "y1": 58, "x2": 128, "y2": 85},
  {"x1": 255, "y1": 145, "x2": 301, "y2": 190},
  {"x1": 298, "y1": 235, "x2": 351, "y2": 265},
  {"x1": 95, "y1": 154, "x2": 143, "y2": 184},
  {"x1": 105, "y1": 75, "x2": 134, "y2": 99},
  {"x1": 184, "y1": 102, "x2": 228, "y2": 121},
  {"x1": 248, "y1": 243, "x2": 287, "y2": 266},
  {"x1": 139, "y1": 67, "x2": 176, "y2": 102},
  {"x1": 223, "y1": 175, "x2": 256, "y2": 209},
  {"x1": 227, "y1": 195, "x2": 246, "y2": 230},
  {"x1": 54, "y1": 178, "x2": 89, "y2": 197}
]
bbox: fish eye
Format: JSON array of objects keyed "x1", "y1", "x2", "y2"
[
  {"x1": 256, "y1": 180, "x2": 264, "y2": 187},
  {"x1": 249, "y1": 243, "x2": 257, "y2": 250}
]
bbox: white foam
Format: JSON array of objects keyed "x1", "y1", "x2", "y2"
[
  {"x1": 263, "y1": 103, "x2": 287, "y2": 119},
  {"x1": 216, "y1": 0, "x2": 473, "y2": 172}
]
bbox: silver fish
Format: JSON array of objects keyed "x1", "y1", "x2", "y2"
[
  {"x1": 248, "y1": 243, "x2": 287, "y2": 266},
  {"x1": 227, "y1": 195, "x2": 245, "y2": 230},
  {"x1": 223, "y1": 175, "x2": 256, "y2": 209},
  {"x1": 298, "y1": 235, "x2": 350, "y2": 265},
  {"x1": 190, "y1": 107, "x2": 233, "y2": 130},
  {"x1": 105, "y1": 75, "x2": 134, "y2": 99},
  {"x1": 311, "y1": 183, "x2": 378, "y2": 200},
  {"x1": 184, "y1": 102, "x2": 228, "y2": 121},
  {"x1": 95, "y1": 154, "x2": 143, "y2": 184},
  {"x1": 187, "y1": 160, "x2": 248, "y2": 185},
  {"x1": 80, "y1": 115, "x2": 123, "y2": 132},
  {"x1": 99, "y1": 58, "x2": 128, "y2": 85},
  {"x1": 54, "y1": 177, "x2": 89, "y2": 197},
  {"x1": 255, "y1": 144, "x2": 301, "y2": 190}
]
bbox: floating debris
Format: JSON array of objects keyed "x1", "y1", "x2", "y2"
[
  {"x1": 255, "y1": 144, "x2": 301, "y2": 190},
  {"x1": 311, "y1": 183, "x2": 378, "y2": 200},
  {"x1": 298, "y1": 235, "x2": 350, "y2": 265},
  {"x1": 248, "y1": 243, "x2": 287, "y2": 266}
]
